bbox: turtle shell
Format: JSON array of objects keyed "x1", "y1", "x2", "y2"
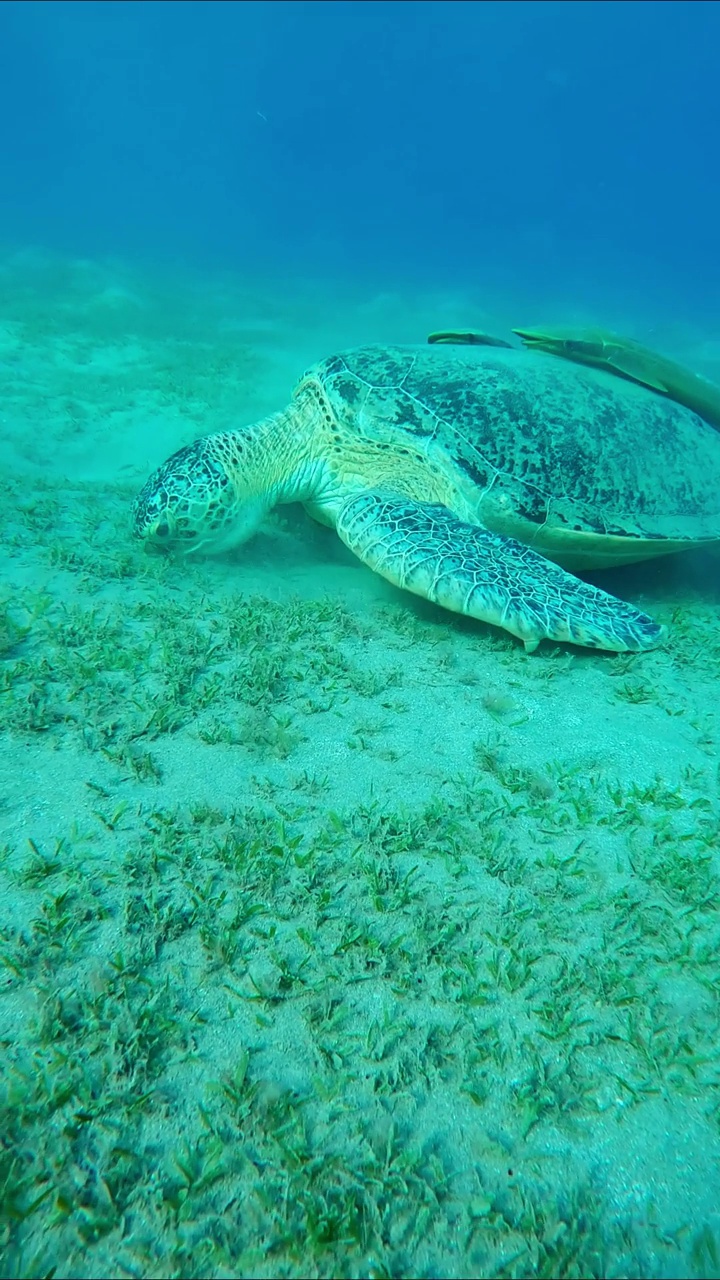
[{"x1": 307, "y1": 344, "x2": 720, "y2": 565}]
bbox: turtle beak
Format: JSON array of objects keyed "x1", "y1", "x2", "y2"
[
  {"x1": 147, "y1": 517, "x2": 171, "y2": 547},
  {"x1": 134, "y1": 508, "x2": 176, "y2": 553},
  {"x1": 141, "y1": 513, "x2": 201, "y2": 554},
  {"x1": 140, "y1": 529, "x2": 171, "y2": 556}
]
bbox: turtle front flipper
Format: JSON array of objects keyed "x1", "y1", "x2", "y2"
[
  {"x1": 514, "y1": 325, "x2": 720, "y2": 430},
  {"x1": 336, "y1": 491, "x2": 665, "y2": 654}
]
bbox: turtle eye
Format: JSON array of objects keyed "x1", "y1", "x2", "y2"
[{"x1": 155, "y1": 521, "x2": 170, "y2": 539}]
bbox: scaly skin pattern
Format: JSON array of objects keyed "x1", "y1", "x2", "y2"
[
  {"x1": 132, "y1": 388, "x2": 329, "y2": 554},
  {"x1": 133, "y1": 344, "x2": 720, "y2": 652},
  {"x1": 336, "y1": 491, "x2": 665, "y2": 652}
]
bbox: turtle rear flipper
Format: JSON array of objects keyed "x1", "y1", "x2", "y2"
[
  {"x1": 514, "y1": 325, "x2": 720, "y2": 429},
  {"x1": 336, "y1": 490, "x2": 665, "y2": 654}
]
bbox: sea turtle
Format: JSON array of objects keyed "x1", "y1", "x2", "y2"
[{"x1": 132, "y1": 335, "x2": 720, "y2": 653}]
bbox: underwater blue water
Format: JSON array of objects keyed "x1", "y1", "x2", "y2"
[
  {"x1": 4, "y1": 8, "x2": 720, "y2": 1276},
  {"x1": 1, "y1": 0, "x2": 719, "y2": 320}
]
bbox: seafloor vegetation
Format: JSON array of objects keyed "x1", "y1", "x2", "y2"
[
  {"x1": 3, "y1": 471, "x2": 720, "y2": 1279},
  {"x1": 2, "y1": 263, "x2": 720, "y2": 1278}
]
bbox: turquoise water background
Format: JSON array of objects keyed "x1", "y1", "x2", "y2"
[
  {"x1": 2, "y1": 0, "x2": 720, "y2": 316},
  {"x1": 3, "y1": 5, "x2": 720, "y2": 1279}
]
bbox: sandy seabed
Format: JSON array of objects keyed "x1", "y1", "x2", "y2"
[{"x1": 1, "y1": 248, "x2": 720, "y2": 1279}]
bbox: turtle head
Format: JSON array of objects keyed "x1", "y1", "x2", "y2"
[{"x1": 132, "y1": 435, "x2": 268, "y2": 555}]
